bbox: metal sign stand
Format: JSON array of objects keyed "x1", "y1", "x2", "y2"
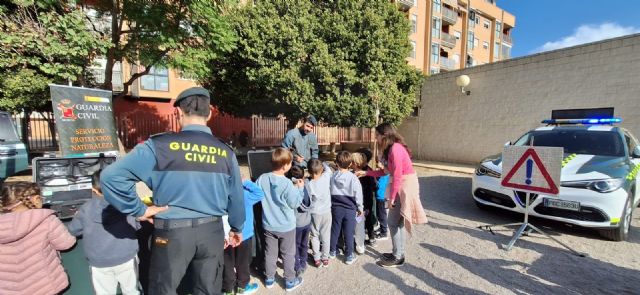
[
  {"x1": 478, "y1": 145, "x2": 586, "y2": 257},
  {"x1": 478, "y1": 193, "x2": 586, "y2": 257}
]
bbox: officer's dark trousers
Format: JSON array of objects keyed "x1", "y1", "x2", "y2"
[
  {"x1": 222, "y1": 237, "x2": 253, "y2": 292},
  {"x1": 330, "y1": 207, "x2": 356, "y2": 257},
  {"x1": 149, "y1": 219, "x2": 224, "y2": 295}
]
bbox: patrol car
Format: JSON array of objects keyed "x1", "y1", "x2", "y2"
[{"x1": 472, "y1": 113, "x2": 640, "y2": 241}]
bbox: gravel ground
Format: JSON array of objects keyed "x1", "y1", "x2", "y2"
[
  {"x1": 255, "y1": 167, "x2": 640, "y2": 295},
  {"x1": 7, "y1": 166, "x2": 639, "y2": 294}
]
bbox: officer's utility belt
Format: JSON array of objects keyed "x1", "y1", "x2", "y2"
[{"x1": 154, "y1": 216, "x2": 220, "y2": 230}]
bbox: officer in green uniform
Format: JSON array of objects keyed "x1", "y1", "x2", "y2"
[{"x1": 102, "y1": 87, "x2": 245, "y2": 294}]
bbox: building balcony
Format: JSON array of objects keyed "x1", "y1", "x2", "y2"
[
  {"x1": 442, "y1": 0, "x2": 456, "y2": 6},
  {"x1": 502, "y1": 33, "x2": 513, "y2": 44},
  {"x1": 89, "y1": 68, "x2": 124, "y2": 92},
  {"x1": 396, "y1": 0, "x2": 414, "y2": 12},
  {"x1": 442, "y1": 7, "x2": 458, "y2": 25},
  {"x1": 441, "y1": 32, "x2": 457, "y2": 48},
  {"x1": 440, "y1": 56, "x2": 457, "y2": 71}
]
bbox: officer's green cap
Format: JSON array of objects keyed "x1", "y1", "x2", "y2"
[{"x1": 173, "y1": 87, "x2": 211, "y2": 107}]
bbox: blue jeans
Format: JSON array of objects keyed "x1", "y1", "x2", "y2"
[
  {"x1": 295, "y1": 224, "x2": 311, "y2": 271},
  {"x1": 376, "y1": 200, "x2": 388, "y2": 235}
]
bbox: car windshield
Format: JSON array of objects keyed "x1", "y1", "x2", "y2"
[
  {"x1": 513, "y1": 129, "x2": 625, "y2": 157},
  {"x1": 0, "y1": 113, "x2": 20, "y2": 142}
]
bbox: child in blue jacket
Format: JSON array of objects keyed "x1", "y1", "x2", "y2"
[{"x1": 222, "y1": 178, "x2": 265, "y2": 295}]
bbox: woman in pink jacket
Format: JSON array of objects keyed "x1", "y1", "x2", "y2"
[
  {"x1": 363, "y1": 123, "x2": 427, "y2": 267},
  {"x1": 0, "y1": 182, "x2": 76, "y2": 295}
]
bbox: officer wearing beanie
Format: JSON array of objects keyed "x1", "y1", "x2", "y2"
[
  {"x1": 282, "y1": 115, "x2": 319, "y2": 169},
  {"x1": 101, "y1": 87, "x2": 245, "y2": 294}
]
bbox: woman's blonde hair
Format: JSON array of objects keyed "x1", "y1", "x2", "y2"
[{"x1": 0, "y1": 182, "x2": 41, "y2": 212}]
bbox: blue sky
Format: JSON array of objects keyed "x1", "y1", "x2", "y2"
[{"x1": 498, "y1": 0, "x2": 640, "y2": 57}]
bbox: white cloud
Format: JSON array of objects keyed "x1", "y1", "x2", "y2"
[{"x1": 533, "y1": 23, "x2": 640, "y2": 53}]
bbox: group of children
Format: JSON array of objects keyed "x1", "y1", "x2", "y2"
[
  {"x1": 0, "y1": 146, "x2": 390, "y2": 295},
  {"x1": 222, "y1": 147, "x2": 390, "y2": 294}
]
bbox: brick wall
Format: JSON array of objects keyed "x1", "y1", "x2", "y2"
[{"x1": 400, "y1": 34, "x2": 640, "y2": 164}]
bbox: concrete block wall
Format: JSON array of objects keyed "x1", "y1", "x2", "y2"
[{"x1": 400, "y1": 34, "x2": 640, "y2": 165}]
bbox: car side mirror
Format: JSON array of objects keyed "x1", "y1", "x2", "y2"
[
  {"x1": 504, "y1": 141, "x2": 512, "y2": 147},
  {"x1": 632, "y1": 147, "x2": 640, "y2": 158}
]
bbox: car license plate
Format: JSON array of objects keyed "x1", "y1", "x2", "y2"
[{"x1": 544, "y1": 199, "x2": 580, "y2": 211}]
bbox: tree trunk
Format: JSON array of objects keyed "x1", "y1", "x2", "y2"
[
  {"x1": 103, "y1": 0, "x2": 121, "y2": 90},
  {"x1": 20, "y1": 109, "x2": 31, "y2": 153}
]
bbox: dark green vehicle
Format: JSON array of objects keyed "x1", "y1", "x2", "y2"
[{"x1": 0, "y1": 111, "x2": 29, "y2": 182}]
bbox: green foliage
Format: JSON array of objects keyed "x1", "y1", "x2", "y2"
[
  {"x1": 0, "y1": 1, "x2": 109, "y2": 112},
  {"x1": 204, "y1": 0, "x2": 424, "y2": 127},
  {"x1": 90, "y1": 0, "x2": 237, "y2": 82}
]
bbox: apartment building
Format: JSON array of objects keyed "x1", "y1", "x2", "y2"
[{"x1": 396, "y1": 0, "x2": 515, "y2": 74}]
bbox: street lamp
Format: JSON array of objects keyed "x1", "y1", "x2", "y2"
[{"x1": 456, "y1": 74, "x2": 471, "y2": 95}]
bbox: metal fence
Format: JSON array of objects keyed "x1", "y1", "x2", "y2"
[
  {"x1": 11, "y1": 112, "x2": 59, "y2": 152},
  {"x1": 12, "y1": 111, "x2": 373, "y2": 152}
]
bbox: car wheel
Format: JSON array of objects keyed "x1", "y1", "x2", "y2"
[{"x1": 600, "y1": 194, "x2": 633, "y2": 241}]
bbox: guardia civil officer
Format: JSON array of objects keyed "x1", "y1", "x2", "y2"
[{"x1": 101, "y1": 87, "x2": 245, "y2": 294}]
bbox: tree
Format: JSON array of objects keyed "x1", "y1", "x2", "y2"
[
  {"x1": 82, "y1": 0, "x2": 237, "y2": 98},
  {"x1": 203, "y1": 0, "x2": 424, "y2": 127},
  {"x1": 0, "y1": 1, "x2": 110, "y2": 146},
  {"x1": 0, "y1": 1, "x2": 108, "y2": 112}
]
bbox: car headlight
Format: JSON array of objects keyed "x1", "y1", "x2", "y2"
[
  {"x1": 475, "y1": 164, "x2": 501, "y2": 178},
  {"x1": 561, "y1": 178, "x2": 625, "y2": 193}
]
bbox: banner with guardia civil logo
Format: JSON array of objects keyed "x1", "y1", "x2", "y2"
[{"x1": 50, "y1": 84, "x2": 119, "y2": 156}]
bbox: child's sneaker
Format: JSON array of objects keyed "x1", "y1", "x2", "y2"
[
  {"x1": 314, "y1": 259, "x2": 322, "y2": 268},
  {"x1": 322, "y1": 259, "x2": 329, "y2": 267},
  {"x1": 328, "y1": 251, "x2": 336, "y2": 259},
  {"x1": 365, "y1": 238, "x2": 377, "y2": 247},
  {"x1": 285, "y1": 277, "x2": 303, "y2": 292},
  {"x1": 345, "y1": 254, "x2": 358, "y2": 265},
  {"x1": 355, "y1": 245, "x2": 365, "y2": 255},
  {"x1": 265, "y1": 278, "x2": 275, "y2": 289},
  {"x1": 237, "y1": 282, "x2": 259, "y2": 294},
  {"x1": 295, "y1": 266, "x2": 306, "y2": 277},
  {"x1": 376, "y1": 232, "x2": 389, "y2": 240}
]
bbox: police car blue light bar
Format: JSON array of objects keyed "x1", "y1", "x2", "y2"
[{"x1": 541, "y1": 117, "x2": 622, "y2": 125}]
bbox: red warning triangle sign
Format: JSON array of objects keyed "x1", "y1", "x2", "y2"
[{"x1": 501, "y1": 148, "x2": 559, "y2": 195}]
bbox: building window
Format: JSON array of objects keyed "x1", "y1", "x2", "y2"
[
  {"x1": 502, "y1": 43, "x2": 511, "y2": 59},
  {"x1": 495, "y1": 21, "x2": 502, "y2": 36},
  {"x1": 433, "y1": 0, "x2": 441, "y2": 13},
  {"x1": 494, "y1": 42, "x2": 500, "y2": 58},
  {"x1": 469, "y1": 11, "x2": 475, "y2": 28},
  {"x1": 467, "y1": 31, "x2": 474, "y2": 50},
  {"x1": 483, "y1": 41, "x2": 489, "y2": 49},
  {"x1": 474, "y1": 38, "x2": 479, "y2": 48},
  {"x1": 454, "y1": 31, "x2": 461, "y2": 40},
  {"x1": 410, "y1": 41, "x2": 417, "y2": 59},
  {"x1": 411, "y1": 14, "x2": 418, "y2": 34},
  {"x1": 431, "y1": 42, "x2": 440, "y2": 64},
  {"x1": 432, "y1": 17, "x2": 441, "y2": 39},
  {"x1": 141, "y1": 67, "x2": 169, "y2": 91},
  {"x1": 483, "y1": 20, "x2": 490, "y2": 29},
  {"x1": 413, "y1": 0, "x2": 417, "y2": 8},
  {"x1": 430, "y1": 67, "x2": 440, "y2": 74}
]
